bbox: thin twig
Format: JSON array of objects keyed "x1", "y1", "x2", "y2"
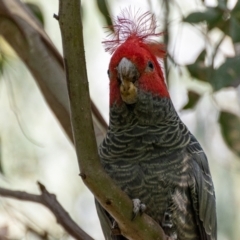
[
  {"x1": 0, "y1": 182, "x2": 93, "y2": 240},
  {"x1": 163, "y1": 0, "x2": 170, "y2": 84}
]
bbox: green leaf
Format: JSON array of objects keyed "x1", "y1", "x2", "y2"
[
  {"x1": 229, "y1": 17, "x2": 240, "y2": 43},
  {"x1": 218, "y1": 0, "x2": 227, "y2": 9},
  {"x1": 183, "y1": 7, "x2": 222, "y2": 26},
  {"x1": 96, "y1": 0, "x2": 112, "y2": 26},
  {"x1": 196, "y1": 49, "x2": 206, "y2": 62},
  {"x1": 186, "y1": 50, "x2": 210, "y2": 81},
  {"x1": 183, "y1": 91, "x2": 201, "y2": 110},
  {"x1": 232, "y1": 0, "x2": 240, "y2": 21},
  {"x1": 26, "y1": 2, "x2": 44, "y2": 26},
  {"x1": 0, "y1": 50, "x2": 7, "y2": 76},
  {"x1": 183, "y1": 3, "x2": 240, "y2": 42},
  {"x1": 187, "y1": 63, "x2": 210, "y2": 81},
  {"x1": 211, "y1": 56, "x2": 240, "y2": 91},
  {"x1": 219, "y1": 111, "x2": 240, "y2": 157},
  {"x1": 213, "y1": 3, "x2": 240, "y2": 42},
  {"x1": 183, "y1": 6, "x2": 233, "y2": 32}
]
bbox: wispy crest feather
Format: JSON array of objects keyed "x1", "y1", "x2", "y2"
[{"x1": 103, "y1": 9, "x2": 164, "y2": 55}]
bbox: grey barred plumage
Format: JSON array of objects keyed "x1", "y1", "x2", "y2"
[
  {"x1": 97, "y1": 90, "x2": 216, "y2": 240},
  {"x1": 96, "y1": 9, "x2": 216, "y2": 240}
]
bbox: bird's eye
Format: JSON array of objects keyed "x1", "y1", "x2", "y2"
[
  {"x1": 132, "y1": 76, "x2": 137, "y2": 83},
  {"x1": 147, "y1": 61, "x2": 154, "y2": 70},
  {"x1": 117, "y1": 76, "x2": 121, "y2": 84},
  {"x1": 107, "y1": 69, "x2": 113, "y2": 79}
]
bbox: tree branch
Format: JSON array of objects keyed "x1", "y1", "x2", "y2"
[
  {"x1": 0, "y1": 182, "x2": 93, "y2": 240},
  {"x1": 0, "y1": 1, "x2": 106, "y2": 238},
  {"x1": 0, "y1": 0, "x2": 107, "y2": 144},
  {"x1": 58, "y1": 1, "x2": 167, "y2": 239},
  {"x1": 163, "y1": 0, "x2": 170, "y2": 85}
]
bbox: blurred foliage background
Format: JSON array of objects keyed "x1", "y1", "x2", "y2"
[{"x1": 0, "y1": 0, "x2": 240, "y2": 239}]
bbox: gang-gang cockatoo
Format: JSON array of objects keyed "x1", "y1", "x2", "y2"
[{"x1": 95, "y1": 10, "x2": 217, "y2": 240}]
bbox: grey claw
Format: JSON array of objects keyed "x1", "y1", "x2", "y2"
[
  {"x1": 132, "y1": 198, "x2": 146, "y2": 220},
  {"x1": 111, "y1": 220, "x2": 121, "y2": 236}
]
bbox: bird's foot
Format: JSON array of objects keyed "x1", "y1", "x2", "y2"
[
  {"x1": 132, "y1": 198, "x2": 146, "y2": 220},
  {"x1": 111, "y1": 220, "x2": 121, "y2": 236}
]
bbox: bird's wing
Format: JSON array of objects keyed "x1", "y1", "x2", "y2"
[{"x1": 187, "y1": 134, "x2": 217, "y2": 240}]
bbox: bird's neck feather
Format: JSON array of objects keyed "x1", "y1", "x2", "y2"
[
  {"x1": 108, "y1": 90, "x2": 190, "y2": 154},
  {"x1": 109, "y1": 90, "x2": 177, "y2": 127}
]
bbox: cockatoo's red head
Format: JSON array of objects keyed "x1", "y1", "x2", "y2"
[{"x1": 103, "y1": 10, "x2": 169, "y2": 106}]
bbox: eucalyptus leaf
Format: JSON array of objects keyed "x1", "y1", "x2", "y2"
[
  {"x1": 26, "y1": 2, "x2": 44, "y2": 26},
  {"x1": 211, "y1": 56, "x2": 240, "y2": 91},
  {"x1": 183, "y1": 91, "x2": 201, "y2": 110},
  {"x1": 232, "y1": 0, "x2": 240, "y2": 21},
  {"x1": 0, "y1": 51, "x2": 7, "y2": 76},
  {"x1": 96, "y1": 0, "x2": 112, "y2": 26},
  {"x1": 187, "y1": 64, "x2": 210, "y2": 81},
  {"x1": 219, "y1": 111, "x2": 240, "y2": 157},
  {"x1": 183, "y1": 7, "x2": 222, "y2": 27},
  {"x1": 186, "y1": 50, "x2": 210, "y2": 81},
  {"x1": 218, "y1": 0, "x2": 227, "y2": 9},
  {"x1": 229, "y1": 17, "x2": 240, "y2": 43}
]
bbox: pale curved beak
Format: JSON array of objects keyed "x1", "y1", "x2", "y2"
[
  {"x1": 117, "y1": 57, "x2": 139, "y2": 83},
  {"x1": 117, "y1": 58, "x2": 139, "y2": 104}
]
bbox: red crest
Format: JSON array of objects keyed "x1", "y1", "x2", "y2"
[{"x1": 103, "y1": 9, "x2": 165, "y2": 59}]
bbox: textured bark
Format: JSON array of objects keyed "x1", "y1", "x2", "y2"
[
  {"x1": 0, "y1": 0, "x2": 107, "y2": 144},
  {"x1": 58, "y1": 1, "x2": 167, "y2": 239},
  {"x1": 0, "y1": 0, "x2": 106, "y2": 239},
  {"x1": 0, "y1": 183, "x2": 94, "y2": 240}
]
